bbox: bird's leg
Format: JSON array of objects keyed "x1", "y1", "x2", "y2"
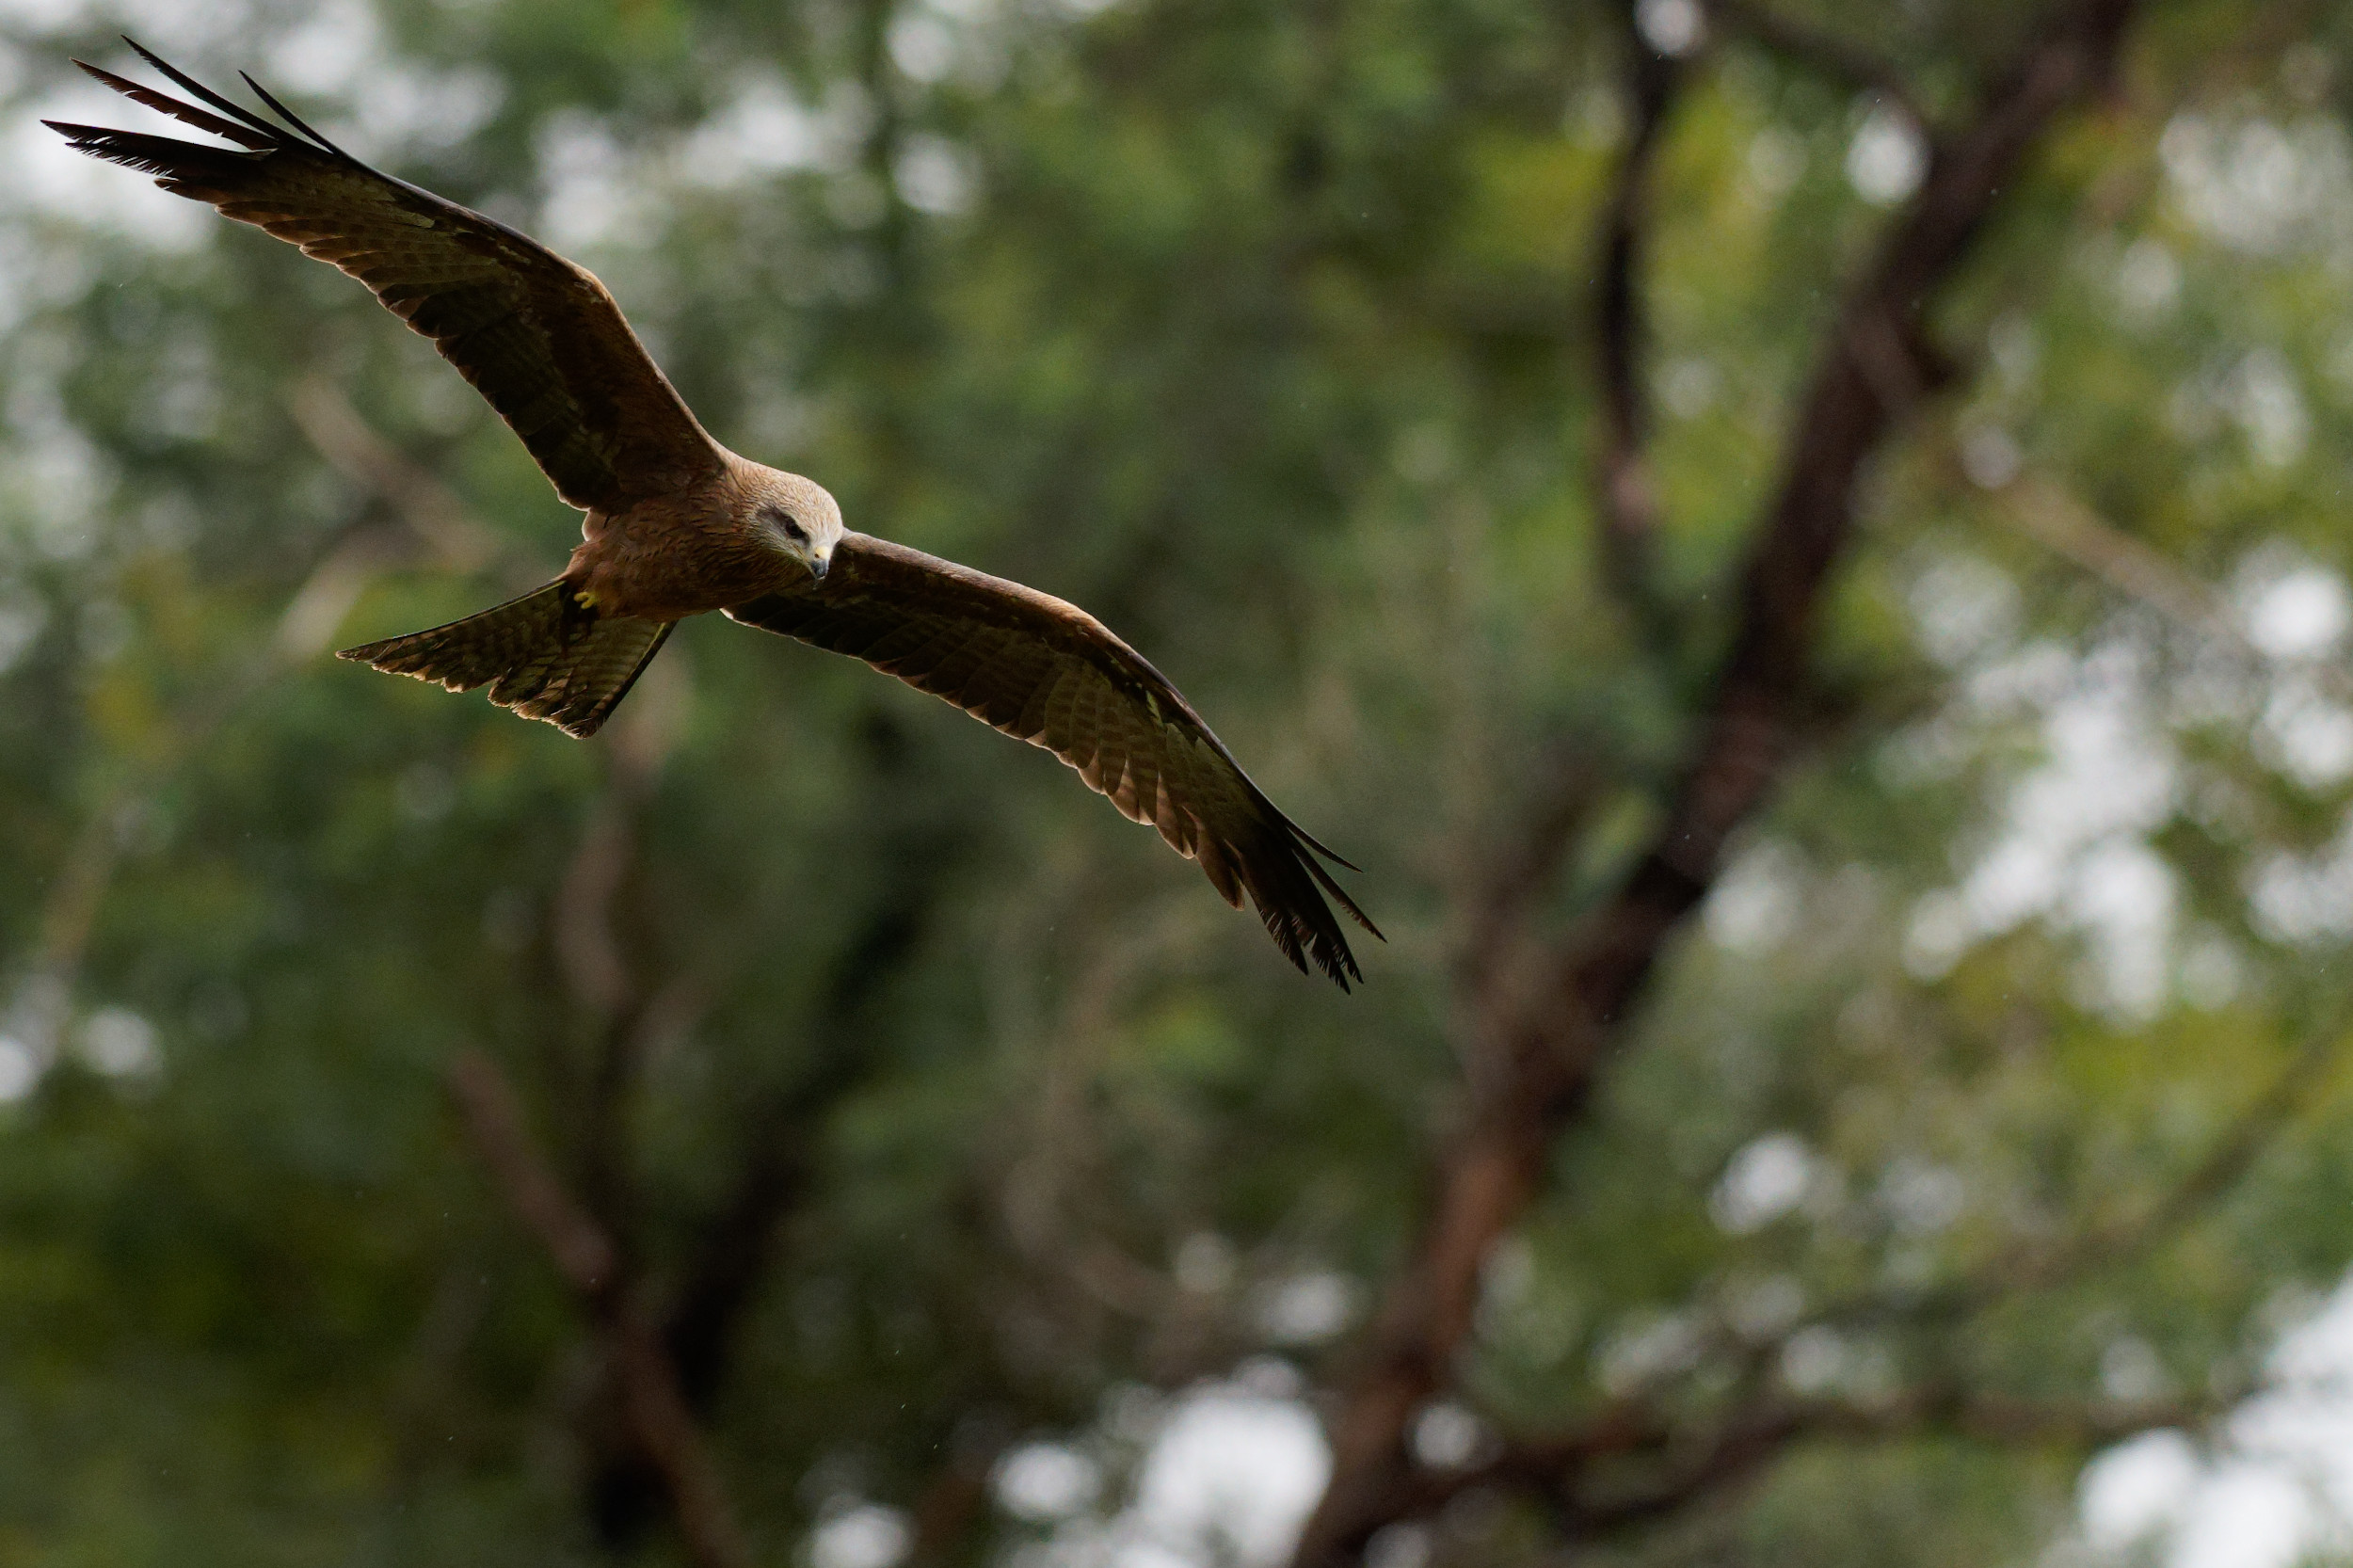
[{"x1": 561, "y1": 581, "x2": 602, "y2": 648}]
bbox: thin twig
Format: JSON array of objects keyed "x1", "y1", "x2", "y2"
[
  {"x1": 285, "y1": 375, "x2": 501, "y2": 576},
  {"x1": 1992, "y1": 472, "x2": 2353, "y2": 720},
  {"x1": 2000, "y1": 473, "x2": 2241, "y2": 641}
]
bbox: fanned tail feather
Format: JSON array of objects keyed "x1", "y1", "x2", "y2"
[{"x1": 339, "y1": 582, "x2": 670, "y2": 740}]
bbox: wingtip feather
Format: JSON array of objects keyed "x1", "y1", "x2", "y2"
[
  {"x1": 238, "y1": 69, "x2": 348, "y2": 158},
  {"x1": 1231, "y1": 816, "x2": 1373, "y2": 992},
  {"x1": 72, "y1": 55, "x2": 277, "y2": 150},
  {"x1": 120, "y1": 36, "x2": 292, "y2": 148},
  {"x1": 41, "y1": 121, "x2": 245, "y2": 181},
  {"x1": 1299, "y1": 840, "x2": 1383, "y2": 941}
]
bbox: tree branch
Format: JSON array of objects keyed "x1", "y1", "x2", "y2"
[
  {"x1": 1991, "y1": 470, "x2": 2353, "y2": 716},
  {"x1": 1704, "y1": 0, "x2": 1931, "y2": 132},
  {"x1": 1369, "y1": 1382, "x2": 2224, "y2": 1540},
  {"x1": 1799, "y1": 1022, "x2": 2343, "y2": 1341},
  {"x1": 284, "y1": 375, "x2": 503, "y2": 579},
  {"x1": 1290, "y1": 5, "x2": 2140, "y2": 1561},
  {"x1": 660, "y1": 853, "x2": 946, "y2": 1403},
  {"x1": 1562, "y1": 1384, "x2": 2217, "y2": 1534},
  {"x1": 661, "y1": 1049, "x2": 852, "y2": 1403},
  {"x1": 1482, "y1": 1027, "x2": 2334, "y2": 1538},
  {"x1": 1592, "y1": 0, "x2": 1685, "y2": 639},
  {"x1": 446, "y1": 1049, "x2": 756, "y2": 1568},
  {"x1": 1997, "y1": 472, "x2": 2238, "y2": 642},
  {"x1": 5, "y1": 386, "x2": 510, "y2": 1072},
  {"x1": 531, "y1": 749, "x2": 747, "y2": 1548}
]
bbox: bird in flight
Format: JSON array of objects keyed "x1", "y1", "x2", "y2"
[{"x1": 50, "y1": 42, "x2": 1377, "y2": 986}]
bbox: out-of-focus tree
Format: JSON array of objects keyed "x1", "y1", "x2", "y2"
[{"x1": 8, "y1": 1, "x2": 2353, "y2": 1566}]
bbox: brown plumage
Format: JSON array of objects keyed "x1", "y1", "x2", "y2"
[
  {"x1": 50, "y1": 43, "x2": 1378, "y2": 987},
  {"x1": 52, "y1": 41, "x2": 722, "y2": 514},
  {"x1": 342, "y1": 582, "x2": 674, "y2": 738},
  {"x1": 730, "y1": 536, "x2": 1373, "y2": 983}
]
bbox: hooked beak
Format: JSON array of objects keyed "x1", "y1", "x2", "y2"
[{"x1": 809, "y1": 551, "x2": 831, "y2": 583}]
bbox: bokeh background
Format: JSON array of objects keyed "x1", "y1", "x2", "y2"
[{"x1": 7, "y1": 1, "x2": 2353, "y2": 1565}]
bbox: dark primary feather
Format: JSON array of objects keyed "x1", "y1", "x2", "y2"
[
  {"x1": 46, "y1": 41, "x2": 723, "y2": 515},
  {"x1": 729, "y1": 535, "x2": 1378, "y2": 988}
]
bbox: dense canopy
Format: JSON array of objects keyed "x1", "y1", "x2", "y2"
[{"x1": 5, "y1": 2, "x2": 2353, "y2": 1567}]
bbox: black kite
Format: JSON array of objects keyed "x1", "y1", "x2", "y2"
[{"x1": 49, "y1": 43, "x2": 1376, "y2": 986}]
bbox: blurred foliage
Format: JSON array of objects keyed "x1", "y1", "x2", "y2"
[{"x1": 8, "y1": 0, "x2": 2353, "y2": 1565}]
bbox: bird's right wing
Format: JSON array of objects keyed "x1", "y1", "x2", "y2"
[
  {"x1": 727, "y1": 534, "x2": 1376, "y2": 988},
  {"x1": 47, "y1": 42, "x2": 724, "y2": 515}
]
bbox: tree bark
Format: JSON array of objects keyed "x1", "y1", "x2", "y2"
[{"x1": 1289, "y1": 4, "x2": 2140, "y2": 1561}]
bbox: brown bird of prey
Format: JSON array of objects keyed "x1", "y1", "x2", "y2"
[{"x1": 49, "y1": 43, "x2": 1376, "y2": 985}]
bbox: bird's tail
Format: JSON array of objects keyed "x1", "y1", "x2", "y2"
[{"x1": 338, "y1": 582, "x2": 672, "y2": 739}]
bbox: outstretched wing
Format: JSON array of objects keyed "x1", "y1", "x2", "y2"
[
  {"x1": 47, "y1": 42, "x2": 724, "y2": 514},
  {"x1": 728, "y1": 535, "x2": 1377, "y2": 988}
]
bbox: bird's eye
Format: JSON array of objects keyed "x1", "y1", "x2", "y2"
[{"x1": 774, "y1": 510, "x2": 809, "y2": 544}]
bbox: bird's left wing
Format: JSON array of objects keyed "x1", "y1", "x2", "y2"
[
  {"x1": 727, "y1": 535, "x2": 1377, "y2": 988},
  {"x1": 47, "y1": 42, "x2": 724, "y2": 514}
]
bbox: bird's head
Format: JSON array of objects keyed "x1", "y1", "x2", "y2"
[{"x1": 751, "y1": 471, "x2": 845, "y2": 584}]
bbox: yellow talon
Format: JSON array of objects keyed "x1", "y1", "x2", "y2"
[{"x1": 574, "y1": 589, "x2": 598, "y2": 610}]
